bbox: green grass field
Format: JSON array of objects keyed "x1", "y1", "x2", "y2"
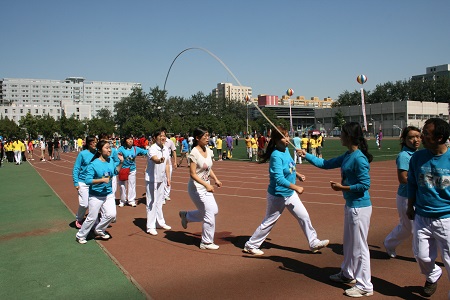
[
  {"x1": 0, "y1": 162, "x2": 146, "y2": 300},
  {"x1": 222, "y1": 137, "x2": 401, "y2": 162}
]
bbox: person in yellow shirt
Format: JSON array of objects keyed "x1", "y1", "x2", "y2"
[
  {"x1": 316, "y1": 133, "x2": 323, "y2": 158},
  {"x1": 244, "y1": 135, "x2": 252, "y2": 160},
  {"x1": 251, "y1": 135, "x2": 258, "y2": 161},
  {"x1": 216, "y1": 136, "x2": 223, "y2": 161},
  {"x1": 5, "y1": 140, "x2": 14, "y2": 163},
  {"x1": 12, "y1": 138, "x2": 25, "y2": 165},
  {"x1": 309, "y1": 135, "x2": 317, "y2": 157},
  {"x1": 301, "y1": 134, "x2": 309, "y2": 152},
  {"x1": 77, "y1": 137, "x2": 83, "y2": 152}
]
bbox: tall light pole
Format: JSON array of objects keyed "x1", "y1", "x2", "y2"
[{"x1": 245, "y1": 95, "x2": 250, "y2": 135}]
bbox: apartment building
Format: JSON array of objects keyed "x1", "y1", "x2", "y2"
[
  {"x1": 212, "y1": 82, "x2": 252, "y2": 102},
  {"x1": 0, "y1": 77, "x2": 141, "y2": 123}
]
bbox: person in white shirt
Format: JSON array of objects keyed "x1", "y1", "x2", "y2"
[
  {"x1": 145, "y1": 129, "x2": 171, "y2": 235},
  {"x1": 162, "y1": 130, "x2": 177, "y2": 202},
  {"x1": 179, "y1": 127, "x2": 223, "y2": 250},
  {"x1": 39, "y1": 138, "x2": 46, "y2": 161}
]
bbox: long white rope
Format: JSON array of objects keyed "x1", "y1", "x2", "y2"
[{"x1": 164, "y1": 47, "x2": 295, "y2": 148}]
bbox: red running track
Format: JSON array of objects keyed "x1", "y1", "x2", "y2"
[{"x1": 31, "y1": 153, "x2": 449, "y2": 299}]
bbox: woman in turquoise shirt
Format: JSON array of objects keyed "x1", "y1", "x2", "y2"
[
  {"x1": 384, "y1": 126, "x2": 421, "y2": 258},
  {"x1": 72, "y1": 136, "x2": 97, "y2": 228},
  {"x1": 76, "y1": 140, "x2": 123, "y2": 244},
  {"x1": 243, "y1": 126, "x2": 329, "y2": 256},
  {"x1": 118, "y1": 134, "x2": 148, "y2": 207},
  {"x1": 301, "y1": 122, "x2": 373, "y2": 298}
]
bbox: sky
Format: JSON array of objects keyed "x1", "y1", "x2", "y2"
[{"x1": 1, "y1": 0, "x2": 449, "y2": 101}]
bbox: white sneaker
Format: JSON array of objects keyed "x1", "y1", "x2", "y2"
[
  {"x1": 165, "y1": 197, "x2": 171, "y2": 201},
  {"x1": 130, "y1": 202, "x2": 137, "y2": 207},
  {"x1": 157, "y1": 224, "x2": 172, "y2": 230},
  {"x1": 200, "y1": 242, "x2": 219, "y2": 250},
  {"x1": 345, "y1": 286, "x2": 373, "y2": 297},
  {"x1": 118, "y1": 202, "x2": 124, "y2": 207},
  {"x1": 94, "y1": 230, "x2": 111, "y2": 240},
  {"x1": 311, "y1": 239, "x2": 329, "y2": 253},
  {"x1": 147, "y1": 229, "x2": 158, "y2": 236},
  {"x1": 163, "y1": 200, "x2": 166, "y2": 205},
  {"x1": 243, "y1": 246, "x2": 264, "y2": 255},
  {"x1": 76, "y1": 236, "x2": 87, "y2": 244}
]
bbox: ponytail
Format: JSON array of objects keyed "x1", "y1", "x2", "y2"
[
  {"x1": 259, "y1": 126, "x2": 288, "y2": 163},
  {"x1": 342, "y1": 122, "x2": 373, "y2": 163},
  {"x1": 358, "y1": 136, "x2": 373, "y2": 163}
]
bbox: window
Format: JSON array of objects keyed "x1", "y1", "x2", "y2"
[{"x1": 76, "y1": 108, "x2": 80, "y2": 112}]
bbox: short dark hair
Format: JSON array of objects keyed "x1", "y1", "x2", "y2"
[{"x1": 424, "y1": 118, "x2": 450, "y2": 144}]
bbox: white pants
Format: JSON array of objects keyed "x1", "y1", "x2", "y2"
[
  {"x1": 247, "y1": 147, "x2": 252, "y2": 158},
  {"x1": 111, "y1": 175, "x2": 117, "y2": 196},
  {"x1": 119, "y1": 170, "x2": 136, "y2": 205},
  {"x1": 187, "y1": 182, "x2": 218, "y2": 244},
  {"x1": 293, "y1": 149, "x2": 302, "y2": 164},
  {"x1": 341, "y1": 205, "x2": 373, "y2": 292},
  {"x1": 245, "y1": 192, "x2": 320, "y2": 250},
  {"x1": 164, "y1": 165, "x2": 173, "y2": 199},
  {"x1": 76, "y1": 182, "x2": 89, "y2": 222},
  {"x1": 384, "y1": 194, "x2": 413, "y2": 251},
  {"x1": 76, "y1": 193, "x2": 116, "y2": 239},
  {"x1": 413, "y1": 214, "x2": 450, "y2": 284},
  {"x1": 14, "y1": 150, "x2": 21, "y2": 164},
  {"x1": 146, "y1": 181, "x2": 166, "y2": 230}
]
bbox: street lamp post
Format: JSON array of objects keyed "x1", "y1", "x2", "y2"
[
  {"x1": 371, "y1": 118, "x2": 375, "y2": 137},
  {"x1": 245, "y1": 95, "x2": 250, "y2": 135}
]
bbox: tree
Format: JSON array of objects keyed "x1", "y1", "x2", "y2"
[
  {"x1": 333, "y1": 109, "x2": 346, "y2": 128},
  {"x1": 36, "y1": 114, "x2": 58, "y2": 139},
  {"x1": 59, "y1": 114, "x2": 85, "y2": 138},
  {"x1": 96, "y1": 108, "x2": 114, "y2": 122},
  {"x1": 121, "y1": 115, "x2": 153, "y2": 137},
  {"x1": 84, "y1": 108, "x2": 116, "y2": 135},
  {"x1": 0, "y1": 116, "x2": 20, "y2": 138},
  {"x1": 114, "y1": 87, "x2": 151, "y2": 134},
  {"x1": 19, "y1": 113, "x2": 39, "y2": 138},
  {"x1": 86, "y1": 117, "x2": 115, "y2": 136}
]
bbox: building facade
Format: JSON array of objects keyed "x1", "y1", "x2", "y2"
[
  {"x1": 315, "y1": 101, "x2": 449, "y2": 137},
  {"x1": 411, "y1": 64, "x2": 450, "y2": 81},
  {"x1": 212, "y1": 83, "x2": 252, "y2": 102},
  {"x1": 0, "y1": 77, "x2": 141, "y2": 123}
]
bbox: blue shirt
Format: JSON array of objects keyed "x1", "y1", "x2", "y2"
[
  {"x1": 118, "y1": 146, "x2": 147, "y2": 171},
  {"x1": 396, "y1": 146, "x2": 415, "y2": 197},
  {"x1": 408, "y1": 148, "x2": 450, "y2": 219},
  {"x1": 85, "y1": 158, "x2": 118, "y2": 196},
  {"x1": 293, "y1": 136, "x2": 301, "y2": 149},
  {"x1": 267, "y1": 148, "x2": 296, "y2": 197},
  {"x1": 110, "y1": 147, "x2": 120, "y2": 177},
  {"x1": 305, "y1": 150, "x2": 371, "y2": 208},
  {"x1": 72, "y1": 149, "x2": 95, "y2": 187},
  {"x1": 181, "y1": 139, "x2": 189, "y2": 152}
]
